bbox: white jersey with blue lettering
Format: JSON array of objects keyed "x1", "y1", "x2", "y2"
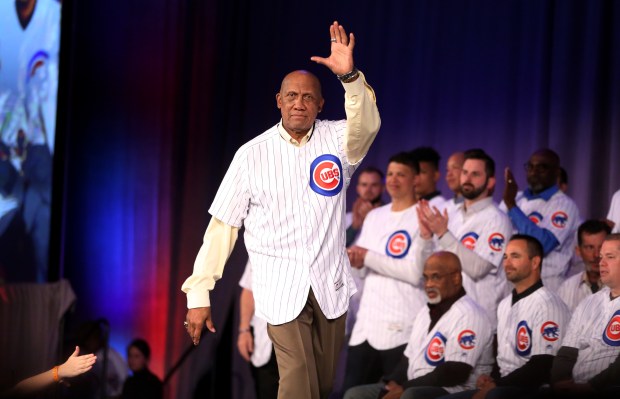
[
  {"x1": 209, "y1": 120, "x2": 359, "y2": 325},
  {"x1": 562, "y1": 287, "x2": 620, "y2": 383},
  {"x1": 404, "y1": 295, "x2": 493, "y2": 394},
  {"x1": 496, "y1": 286, "x2": 571, "y2": 376},
  {"x1": 349, "y1": 202, "x2": 426, "y2": 349},
  {"x1": 512, "y1": 190, "x2": 581, "y2": 290}
]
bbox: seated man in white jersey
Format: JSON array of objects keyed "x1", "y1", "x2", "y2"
[
  {"x1": 557, "y1": 219, "x2": 611, "y2": 312},
  {"x1": 341, "y1": 152, "x2": 427, "y2": 392},
  {"x1": 415, "y1": 149, "x2": 512, "y2": 328},
  {"x1": 181, "y1": 21, "x2": 381, "y2": 399},
  {"x1": 237, "y1": 260, "x2": 278, "y2": 399},
  {"x1": 606, "y1": 189, "x2": 620, "y2": 233},
  {"x1": 409, "y1": 147, "x2": 447, "y2": 207},
  {"x1": 343, "y1": 251, "x2": 493, "y2": 399},
  {"x1": 441, "y1": 235, "x2": 571, "y2": 399},
  {"x1": 549, "y1": 233, "x2": 620, "y2": 399},
  {"x1": 502, "y1": 149, "x2": 581, "y2": 290}
]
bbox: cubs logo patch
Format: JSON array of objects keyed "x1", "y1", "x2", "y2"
[
  {"x1": 385, "y1": 230, "x2": 411, "y2": 259},
  {"x1": 460, "y1": 232, "x2": 479, "y2": 250},
  {"x1": 425, "y1": 332, "x2": 447, "y2": 366},
  {"x1": 541, "y1": 321, "x2": 560, "y2": 342},
  {"x1": 458, "y1": 330, "x2": 476, "y2": 350},
  {"x1": 551, "y1": 211, "x2": 568, "y2": 228},
  {"x1": 602, "y1": 310, "x2": 620, "y2": 347},
  {"x1": 515, "y1": 320, "x2": 532, "y2": 356},
  {"x1": 488, "y1": 233, "x2": 505, "y2": 252},
  {"x1": 309, "y1": 155, "x2": 343, "y2": 197},
  {"x1": 26, "y1": 50, "x2": 49, "y2": 83},
  {"x1": 528, "y1": 211, "x2": 543, "y2": 225}
]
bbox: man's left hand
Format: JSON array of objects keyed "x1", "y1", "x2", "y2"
[
  {"x1": 347, "y1": 245, "x2": 368, "y2": 268},
  {"x1": 310, "y1": 21, "x2": 355, "y2": 76}
]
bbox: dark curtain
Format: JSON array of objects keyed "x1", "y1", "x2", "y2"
[{"x1": 57, "y1": 1, "x2": 620, "y2": 398}]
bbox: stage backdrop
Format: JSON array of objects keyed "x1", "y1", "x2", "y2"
[{"x1": 58, "y1": 0, "x2": 619, "y2": 398}]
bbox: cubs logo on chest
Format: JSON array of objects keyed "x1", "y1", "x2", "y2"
[
  {"x1": 603, "y1": 310, "x2": 620, "y2": 347},
  {"x1": 515, "y1": 320, "x2": 532, "y2": 356},
  {"x1": 309, "y1": 154, "x2": 343, "y2": 196},
  {"x1": 385, "y1": 230, "x2": 411, "y2": 258},
  {"x1": 425, "y1": 332, "x2": 447, "y2": 366}
]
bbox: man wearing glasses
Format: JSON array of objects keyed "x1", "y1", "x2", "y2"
[{"x1": 502, "y1": 149, "x2": 581, "y2": 290}]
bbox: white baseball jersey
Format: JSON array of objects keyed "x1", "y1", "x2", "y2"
[
  {"x1": 349, "y1": 203, "x2": 426, "y2": 349},
  {"x1": 404, "y1": 295, "x2": 493, "y2": 394},
  {"x1": 209, "y1": 120, "x2": 359, "y2": 325},
  {"x1": 557, "y1": 272, "x2": 597, "y2": 312},
  {"x1": 345, "y1": 211, "x2": 367, "y2": 336},
  {"x1": 607, "y1": 189, "x2": 620, "y2": 233},
  {"x1": 562, "y1": 287, "x2": 620, "y2": 383},
  {"x1": 510, "y1": 189, "x2": 581, "y2": 290},
  {"x1": 239, "y1": 261, "x2": 273, "y2": 367},
  {"x1": 421, "y1": 197, "x2": 512, "y2": 327},
  {"x1": 496, "y1": 286, "x2": 571, "y2": 376}
]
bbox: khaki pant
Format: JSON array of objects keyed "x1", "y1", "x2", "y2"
[{"x1": 267, "y1": 289, "x2": 346, "y2": 399}]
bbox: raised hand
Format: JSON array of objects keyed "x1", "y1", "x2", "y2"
[{"x1": 310, "y1": 21, "x2": 355, "y2": 75}]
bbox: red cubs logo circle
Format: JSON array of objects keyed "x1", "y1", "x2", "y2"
[
  {"x1": 515, "y1": 321, "x2": 532, "y2": 356},
  {"x1": 541, "y1": 321, "x2": 560, "y2": 342},
  {"x1": 385, "y1": 230, "x2": 411, "y2": 258},
  {"x1": 425, "y1": 335, "x2": 446, "y2": 365},
  {"x1": 603, "y1": 312, "x2": 620, "y2": 347},
  {"x1": 488, "y1": 233, "x2": 505, "y2": 252},
  {"x1": 528, "y1": 212, "x2": 543, "y2": 225},
  {"x1": 313, "y1": 161, "x2": 340, "y2": 190},
  {"x1": 458, "y1": 330, "x2": 476, "y2": 350},
  {"x1": 460, "y1": 232, "x2": 479, "y2": 250},
  {"x1": 309, "y1": 155, "x2": 343, "y2": 197},
  {"x1": 551, "y1": 211, "x2": 568, "y2": 228}
]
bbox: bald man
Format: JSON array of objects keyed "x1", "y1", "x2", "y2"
[
  {"x1": 443, "y1": 151, "x2": 465, "y2": 216},
  {"x1": 344, "y1": 251, "x2": 493, "y2": 399},
  {"x1": 181, "y1": 22, "x2": 381, "y2": 399},
  {"x1": 503, "y1": 149, "x2": 581, "y2": 290}
]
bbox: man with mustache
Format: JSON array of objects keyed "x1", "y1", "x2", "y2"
[
  {"x1": 343, "y1": 251, "x2": 493, "y2": 399},
  {"x1": 502, "y1": 149, "x2": 581, "y2": 291},
  {"x1": 415, "y1": 149, "x2": 512, "y2": 327},
  {"x1": 557, "y1": 219, "x2": 611, "y2": 312}
]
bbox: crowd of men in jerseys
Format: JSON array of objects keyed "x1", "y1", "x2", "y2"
[{"x1": 238, "y1": 146, "x2": 620, "y2": 399}]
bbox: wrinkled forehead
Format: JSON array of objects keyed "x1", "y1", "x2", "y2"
[
  {"x1": 602, "y1": 239, "x2": 620, "y2": 254},
  {"x1": 529, "y1": 151, "x2": 559, "y2": 167},
  {"x1": 280, "y1": 71, "x2": 322, "y2": 95}
]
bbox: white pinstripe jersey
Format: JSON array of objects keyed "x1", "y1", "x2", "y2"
[
  {"x1": 496, "y1": 286, "x2": 570, "y2": 376},
  {"x1": 349, "y1": 203, "x2": 426, "y2": 350},
  {"x1": 441, "y1": 198, "x2": 512, "y2": 327},
  {"x1": 562, "y1": 287, "x2": 620, "y2": 383},
  {"x1": 513, "y1": 190, "x2": 581, "y2": 290},
  {"x1": 404, "y1": 295, "x2": 493, "y2": 394},
  {"x1": 239, "y1": 261, "x2": 273, "y2": 367},
  {"x1": 209, "y1": 120, "x2": 358, "y2": 325},
  {"x1": 557, "y1": 272, "x2": 596, "y2": 312}
]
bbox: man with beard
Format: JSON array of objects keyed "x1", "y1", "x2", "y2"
[
  {"x1": 443, "y1": 235, "x2": 570, "y2": 399},
  {"x1": 415, "y1": 149, "x2": 512, "y2": 327},
  {"x1": 557, "y1": 220, "x2": 611, "y2": 312},
  {"x1": 502, "y1": 149, "x2": 581, "y2": 290},
  {"x1": 343, "y1": 251, "x2": 493, "y2": 399}
]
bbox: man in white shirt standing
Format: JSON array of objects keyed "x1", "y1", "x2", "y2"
[
  {"x1": 342, "y1": 152, "x2": 426, "y2": 392},
  {"x1": 181, "y1": 21, "x2": 381, "y2": 399}
]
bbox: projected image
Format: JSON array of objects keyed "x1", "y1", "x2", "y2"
[{"x1": 0, "y1": 0, "x2": 61, "y2": 282}]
